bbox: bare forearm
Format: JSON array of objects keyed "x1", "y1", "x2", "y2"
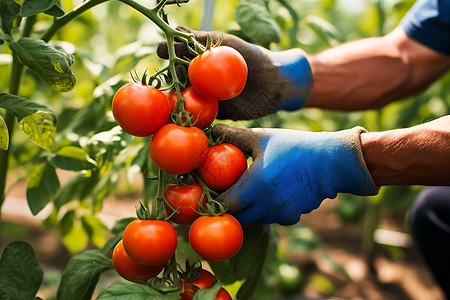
[
  {"x1": 361, "y1": 116, "x2": 450, "y2": 186},
  {"x1": 305, "y1": 28, "x2": 450, "y2": 111}
]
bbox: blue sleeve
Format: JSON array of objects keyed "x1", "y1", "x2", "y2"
[{"x1": 400, "y1": 0, "x2": 450, "y2": 55}]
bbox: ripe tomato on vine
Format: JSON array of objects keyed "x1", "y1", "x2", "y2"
[
  {"x1": 189, "y1": 46, "x2": 248, "y2": 100},
  {"x1": 112, "y1": 82, "x2": 170, "y2": 137}
]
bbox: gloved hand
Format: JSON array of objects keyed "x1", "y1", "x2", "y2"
[
  {"x1": 157, "y1": 26, "x2": 312, "y2": 120},
  {"x1": 211, "y1": 124, "x2": 379, "y2": 226}
]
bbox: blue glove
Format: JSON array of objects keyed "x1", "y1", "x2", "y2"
[
  {"x1": 157, "y1": 26, "x2": 312, "y2": 120},
  {"x1": 211, "y1": 124, "x2": 379, "y2": 226}
]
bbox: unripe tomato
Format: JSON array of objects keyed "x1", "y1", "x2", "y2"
[
  {"x1": 112, "y1": 239, "x2": 164, "y2": 283},
  {"x1": 122, "y1": 219, "x2": 177, "y2": 266},
  {"x1": 197, "y1": 143, "x2": 247, "y2": 191},
  {"x1": 167, "y1": 86, "x2": 219, "y2": 129},
  {"x1": 163, "y1": 182, "x2": 206, "y2": 225},
  {"x1": 189, "y1": 46, "x2": 248, "y2": 100},
  {"x1": 112, "y1": 82, "x2": 170, "y2": 137},
  {"x1": 189, "y1": 214, "x2": 243, "y2": 261},
  {"x1": 149, "y1": 123, "x2": 209, "y2": 174}
]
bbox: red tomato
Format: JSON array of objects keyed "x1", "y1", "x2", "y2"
[
  {"x1": 180, "y1": 269, "x2": 231, "y2": 300},
  {"x1": 149, "y1": 123, "x2": 208, "y2": 174},
  {"x1": 197, "y1": 143, "x2": 247, "y2": 191},
  {"x1": 189, "y1": 214, "x2": 243, "y2": 261},
  {"x1": 122, "y1": 219, "x2": 177, "y2": 266},
  {"x1": 188, "y1": 46, "x2": 248, "y2": 100},
  {"x1": 163, "y1": 182, "x2": 206, "y2": 225},
  {"x1": 112, "y1": 239, "x2": 164, "y2": 283},
  {"x1": 112, "y1": 82, "x2": 170, "y2": 137},
  {"x1": 167, "y1": 86, "x2": 219, "y2": 129}
]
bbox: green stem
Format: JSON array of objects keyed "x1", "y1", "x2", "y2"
[{"x1": 0, "y1": 16, "x2": 36, "y2": 219}]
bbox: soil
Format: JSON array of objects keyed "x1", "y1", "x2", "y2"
[{"x1": 1, "y1": 175, "x2": 446, "y2": 300}]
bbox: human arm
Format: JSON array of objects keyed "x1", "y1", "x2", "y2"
[
  {"x1": 361, "y1": 115, "x2": 450, "y2": 186},
  {"x1": 306, "y1": 28, "x2": 450, "y2": 110}
]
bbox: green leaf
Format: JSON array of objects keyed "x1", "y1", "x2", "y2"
[
  {"x1": 0, "y1": 93, "x2": 56, "y2": 150},
  {"x1": 57, "y1": 250, "x2": 113, "y2": 300},
  {"x1": 96, "y1": 282, "x2": 181, "y2": 300},
  {"x1": 9, "y1": 37, "x2": 76, "y2": 92},
  {"x1": 20, "y1": 0, "x2": 59, "y2": 17},
  {"x1": 192, "y1": 283, "x2": 223, "y2": 300},
  {"x1": 0, "y1": 114, "x2": 8, "y2": 150},
  {"x1": 44, "y1": 2, "x2": 64, "y2": 17},
  {"x1": 50, "y1": 145, "x2": 97, "y2": 171},
  {"x1": 235, "y1": 0, "x2": 281, "y2": 44},
  {"x1": 304, "y1": 15, "x2": 342, "y2": 47},
  {"x1": 26, "y1": 162, "x2": 60, "y2": 215},
  {"x1": 209, "y1": 224, "x2": 270, "y2": 299},
  {"x1": 0, "y1": 0, "x2": 20, "y2": 33},
  {"x1": 81, "y1": 214, "x2": 109, "y2": 249},
  {"x1": 0, "y1": 241, "x2": 43, "y2": 300}
]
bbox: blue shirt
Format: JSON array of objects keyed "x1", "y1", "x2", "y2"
[{"x1": 400, "y1": 0, "x2": 450, "y2": 54}]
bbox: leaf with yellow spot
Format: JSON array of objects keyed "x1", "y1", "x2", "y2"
[
  {"x1": 9, "y1": 37, "x2": 76, "y2": 92},
  {"x1": 0, "y1": 114, "x2": 8, "y2": 150}
]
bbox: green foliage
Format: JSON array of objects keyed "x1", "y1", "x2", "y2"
[
  {"x1": 56, "y1": 249, "x2": 113, "y2": 300},
  {"x1": 9, "y1": 38, "x2": 76, "y2": 92},
  {"x1": 0, "y1": 241, "x2": 43, "y2": 300},
  {"x1": 96, "y1": 282, "x2": 180, "y2": 300}
]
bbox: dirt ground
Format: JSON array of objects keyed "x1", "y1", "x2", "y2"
[{"x1": 1, "y1": 176, "x2": 446, "y2": 300}]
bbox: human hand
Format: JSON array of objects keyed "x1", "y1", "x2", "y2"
[
  {"x1": 157, "y1": 26, "x2": 312, "y2": 120},
  {"x1": 210, "y1": 124, "x2": 378, "y2": 226}
]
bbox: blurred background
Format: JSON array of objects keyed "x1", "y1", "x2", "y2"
[{"x1": 1, "y1": 0, "x2": 449, "y2": 299}]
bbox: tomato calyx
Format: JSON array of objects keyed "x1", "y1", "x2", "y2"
[
  {"x1": 178, "y1": 260, "x2": 203, "y2": 282},
  {"x1": 187, "y1": 33, "x2": 223, "y2": 56}
]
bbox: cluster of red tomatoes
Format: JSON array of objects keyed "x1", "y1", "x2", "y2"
[{"x1": 111, "y1": 45, "x2": 248, "y2": 299}]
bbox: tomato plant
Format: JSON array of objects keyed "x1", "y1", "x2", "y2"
[
  {"x1": 188, "y1": 46, "x2": 248, "y2": 100},
  {"x1": 149, "y1": 123, "x2": 209, "y2": 174},
  {"x1": 197, "y1": 143, "x2": 247, "y2": 191},
  {"x1": 189, "y1": 213, "x2": 244, "y2": 261},
  {"x1": 163, "y1": 182, "x2": 206, "y2": 225},
  {"x1": 167, "y1": 86, "x2": 219, "y2": 129},
  {"x1": 180, "y1": 269, "x2": 231, "y2": 300},
  {"x1": 122, "y1": 219, "x2": 177, "y2": 266},
  {"x1": 112, "y1": 82, "x2": 170, "y2": 137},
  {"x1": 112, "y1": 239, "x2": 165, "y2": 283}
]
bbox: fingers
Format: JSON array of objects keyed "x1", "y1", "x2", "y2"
[{"x1": 211, "y1": 124, "x2": 265, "y2": 157}]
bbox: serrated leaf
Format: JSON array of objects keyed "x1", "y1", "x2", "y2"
[
  {"x1": 235, "y1": 0, "x2": 281, "y2": 44},
  {"x1": 50, "y1": 145, "x2": 97, "y2": 171},
  {"x1": 0, "y1": 114, "x2": 8, "y2": 150},
  {"x1": 0, "y1": 0, "x2": 21, "y2": 33},
  {"x1": 0, "y1": 93, "x2": 56, "y2": 150},
  {"x1": 96, "y1": 282, "x2": 181, "y2": 300},
  {"x1": 0, "y1": 241, "x2": 43, "y2": 299},
  {"x1": 9, "y1": 37, "x2": 76, "y2": 92},
  {"x1": 57, "y1": 250, "x2": 113, "y2": 300},
  {"x1": 26, "y1": 162, "x2": 60, "y2": 215},
  {"x1": 20, "y1": 0, "x2": 59, "y2": 17}
]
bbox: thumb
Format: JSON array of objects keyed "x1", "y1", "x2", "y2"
[{"x1": 211, "y1": 124, "x2": 266, "y2": 158}]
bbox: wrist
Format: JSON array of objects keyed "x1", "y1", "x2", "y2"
[
  {"x1": 327, "y1": 127, "x2": 379, "y2": 196},
  {"x1": 270, "y1": 48, "x2": 313, "y2": 111}
]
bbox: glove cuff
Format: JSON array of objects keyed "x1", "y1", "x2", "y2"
[
  {"x1": 270, "y1": 48, "x2": 313, "y2": 111},
  {"x1": 333, "y1": 126, "x2": 379, "y2": 196}
]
